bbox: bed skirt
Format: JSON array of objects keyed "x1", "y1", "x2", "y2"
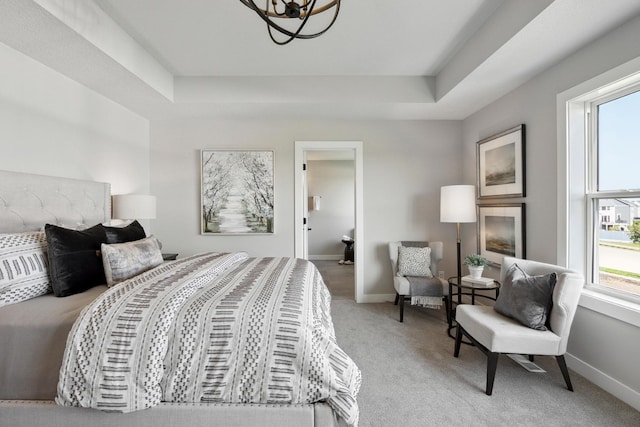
[{"x1": 0, "y1": 400, "x2": 346, "y2": 427}]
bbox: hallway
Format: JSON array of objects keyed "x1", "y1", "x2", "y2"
[{"x1": 311, "y1": 260, "x2": 354, "y2": 301}]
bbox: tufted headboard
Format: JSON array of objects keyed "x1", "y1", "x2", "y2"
[{"x1": 0, "y1": 170, "x2": 111, "y2": 233}]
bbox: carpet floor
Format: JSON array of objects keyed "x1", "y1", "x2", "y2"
[{"x1": 312, "y1": 260, "x2": 640, "y2": 427}]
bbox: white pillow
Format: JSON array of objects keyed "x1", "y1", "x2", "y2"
[
  {"x1": 101, "y1": 236, "x2": 163, "y2": 287},
  {"x1": 0, "y1": 231, "x2": 51, "y2": 307},
  {"x1": 397, "y1": 246, "x2": 433, "y2": 277}
]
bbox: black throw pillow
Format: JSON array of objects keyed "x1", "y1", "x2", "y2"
[
  {"x1": 103, "y1": 220, "x2": 146, "y2": 244},
  {"x1": 45, "y1": 223, "x2": 108, "y2": 297}
]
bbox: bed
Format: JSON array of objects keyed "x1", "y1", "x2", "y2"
[{"x1": 0, "y1": 170, "x2": 360, "y2": 427}]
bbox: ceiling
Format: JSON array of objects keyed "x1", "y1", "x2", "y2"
[
  {"x1": 93, "y1": 0, "x2": 498, "y2": 77},
  {"x1": 2, "y1": 0, "x2": 640, "y2": 121}
]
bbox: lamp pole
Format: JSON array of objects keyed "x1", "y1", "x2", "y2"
[{"x1": 456, "y1": 222, "x2": 462, "y2": 282}]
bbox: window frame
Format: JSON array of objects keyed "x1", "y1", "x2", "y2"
[
  {"x1": 558, "y1": 58, "x2": 640, "y2": 327},
  {"x1": 585, "y1": 86, "x2": 640, "y2": 304}
]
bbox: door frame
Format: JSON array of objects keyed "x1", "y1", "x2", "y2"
[{"x1": 294, "y1": 141, "x2": 364, "y2": 303}]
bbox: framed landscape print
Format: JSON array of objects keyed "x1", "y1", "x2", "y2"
[
  {"x1": 201, "y1": 150, "x2": 274, "y2": 234},
  {"x1": 477, "y1": 203, "x2": 526, "y2": 266},
  {"x1": 477, "y1": 124, "x2": 526, "y2": 199}
]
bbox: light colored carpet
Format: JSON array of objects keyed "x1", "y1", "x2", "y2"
[{"x1": 313, "y1": 261, "x2": 640, "y2": 427}]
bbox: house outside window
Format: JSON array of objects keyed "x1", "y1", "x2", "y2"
[{"x1": 588, "y1": 88, "x2": 640, "y2": 298}]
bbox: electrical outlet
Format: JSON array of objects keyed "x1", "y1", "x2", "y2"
[{"x1": 438, "y1": 271, "x2": 445, "y2": 279}]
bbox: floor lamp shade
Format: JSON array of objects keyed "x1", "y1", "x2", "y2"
[
  {"x1": 112, "y1": 194, "x2": 157, "y2": 220},
  {"x1": 440, "y1": 185, "x2": 476, "y2": 223}
]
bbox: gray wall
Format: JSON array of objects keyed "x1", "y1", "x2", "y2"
[
  {"x1": 0, "y1": 42, "x2": 150, "y2": 200},
  {"x1": 307, "y1": 160, "x2": 355, "y2": 260},
  {"x1": 150, "y1": 119, "x2": 463, "y2": 299},
  {"x1": 462, "y1": 14, "x2": 640, "y2": 408}
]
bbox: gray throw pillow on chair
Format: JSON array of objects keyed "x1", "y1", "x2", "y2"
[{"x1": 494, "y1": 264, "x2": 557, "y2": 331}]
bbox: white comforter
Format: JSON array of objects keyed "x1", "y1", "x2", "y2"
[{"x1": 56, "y1": 253, "x2": 361, "y2": 425}]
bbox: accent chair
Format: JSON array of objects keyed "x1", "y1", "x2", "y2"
[
  {"x1": 454, "y1": 256, "x2": 584, "y2": 395},
  {"x1": 388, "y1": 241, "x2": 448, "y2": 322}
]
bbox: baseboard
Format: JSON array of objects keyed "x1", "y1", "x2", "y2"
[
  {"x1": 565, "y1": 353, "x2": 640, "y2": 411},
  {"x1": 309, "y1": 255, "x2": 342, "y2": 261}
]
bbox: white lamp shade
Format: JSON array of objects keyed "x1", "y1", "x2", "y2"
[
  {"x1": 440, "y1": 185, "x2": 476, "y2": 223},
  {"x1": 112, "y1": 194, "x2": 156, "y2": 220}
]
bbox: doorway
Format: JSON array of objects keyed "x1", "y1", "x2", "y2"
[{"x1": 294, "y1": 141, "x2": 363, "y2": 302}]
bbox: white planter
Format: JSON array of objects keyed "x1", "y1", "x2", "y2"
[{"x1": 468, "y1": 265, "x2": 484, "y2": 279}]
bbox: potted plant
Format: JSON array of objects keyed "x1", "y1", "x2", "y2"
[{"x1": 463, "y1": 254, "x2": 487, "y2": 279}]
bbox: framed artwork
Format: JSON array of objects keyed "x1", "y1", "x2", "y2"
[
  {"x1": 477, "y1": 203, "x2": 526, "y2": 266},
  {"x1": 201, "y1": 150, "x2": 274, "y2": 234},
  {"x1": 477, "y1": 124, "x2": 525, "y2": 199}
]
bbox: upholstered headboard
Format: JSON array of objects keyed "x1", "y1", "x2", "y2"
[{"x1": 0, "y1": 170, "x2": 110, "y2": 233}]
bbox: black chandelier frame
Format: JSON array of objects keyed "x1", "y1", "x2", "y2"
[{"x1": 239, "y1": 0, "x2": 341, "y2": 45}]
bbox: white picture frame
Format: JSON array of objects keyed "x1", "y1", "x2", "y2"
[{"x1": 201, "y1": 150, "x2": 274, "y2": 234}]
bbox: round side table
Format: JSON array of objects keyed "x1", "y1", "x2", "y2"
[{"x1": 446, "y1": 277, "x2": 500, "y2": 339}]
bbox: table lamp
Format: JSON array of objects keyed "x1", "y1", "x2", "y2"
[{"x1": 112, "y1": 194, "x2": 156, "y2": 221}]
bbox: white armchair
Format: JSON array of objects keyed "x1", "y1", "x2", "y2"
[
  {"x1": 454, "y1": 256, "x2": 584, "y2": 395},
  {"x1": 388, "y1": 241, "x2": 448, "y2": 322}
]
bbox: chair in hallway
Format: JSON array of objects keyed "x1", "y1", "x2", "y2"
[
  {"x1": 388, "y1": 241, "x2": 448, "y2": 322},
  {"x1": 454, "y1": 256, "x2": 584, "y2": 395}
]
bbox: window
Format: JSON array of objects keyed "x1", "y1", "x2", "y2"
[
  {"x1": 561, "y1": 60, "x2": 640, "y2": 323},
  {"x1": 587, "y1": 88, "x2": 640, "y2": 298}
]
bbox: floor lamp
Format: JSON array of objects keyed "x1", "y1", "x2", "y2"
[{"x1": 440, "y1": 185, "x2": 477, "y2": 281}]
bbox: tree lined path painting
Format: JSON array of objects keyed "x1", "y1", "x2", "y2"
[{"x1": 201, "y1": 150, "x2": 274, "y2": 234}]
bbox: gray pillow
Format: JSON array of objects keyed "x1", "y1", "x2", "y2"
[
  {"x1": 494, "y1": 263, "x2": 557, "y2": 331},
  {"x1": 101, "y1": 236, "x2": 163, "y2": 287}
]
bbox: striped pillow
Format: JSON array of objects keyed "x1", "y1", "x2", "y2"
[{"x1": 0, "y1": 231, "x2": 51, "y2": 307}]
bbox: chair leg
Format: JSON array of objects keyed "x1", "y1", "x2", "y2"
[
  {"x1": 454, "y1": 324, "x2": 462, "y2": 357},
  {"x1": 486, "y1": 352, "x2": 499, "y2": 396},
  {"x1": 394, "y1": 292, "x2": 399, "y2": 305},
  {"x1": 399, "y1": 295, "x2": 404, "y2": 322},
  {"x1": 556, "y1": 355, "x2": 574, "y2": 392}
]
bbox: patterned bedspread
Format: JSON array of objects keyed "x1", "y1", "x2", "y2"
[{"x1": 56, "y1": 253, "x2": 361, "y2": 425}]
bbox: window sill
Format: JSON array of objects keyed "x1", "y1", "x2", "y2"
[{"x1": 579, "y1": 288, "x2": 640, "y2": 328}]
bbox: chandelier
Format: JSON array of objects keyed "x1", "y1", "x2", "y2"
[{"x1": 239, "y1": 1, "x2": 341, "y2": 45}]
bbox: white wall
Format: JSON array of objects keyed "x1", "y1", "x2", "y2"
[
  {"x1": 307, "y1": 160, "x2": 355, "y2": 260},
  {"x1": 0, "y1": 42, "x2": 150, "y2": 198},
  {"x1": 462, "y1": 15, "x2": 640, "y2": 409},
  {"x1": 150, "y1": 119, "x2": 462, "y2": 298}
]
